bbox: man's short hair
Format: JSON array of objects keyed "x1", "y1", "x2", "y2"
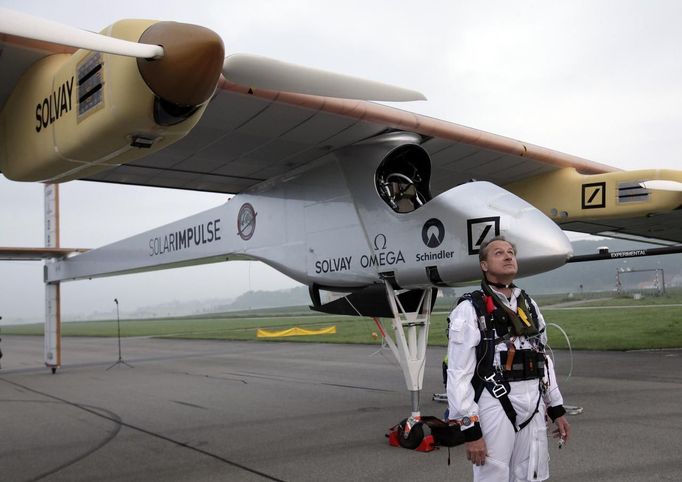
[{"x1": 478, "y1": 236, "x2": 516, "y2": 262}]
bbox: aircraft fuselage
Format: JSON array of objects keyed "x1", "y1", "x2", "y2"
[{"x1": 46, "y1": 132, "x2": 573, "y2": 289}]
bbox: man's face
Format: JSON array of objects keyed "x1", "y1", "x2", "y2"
[{"x1": 480, "y1": 240, "x2": 518, "y2": 279}]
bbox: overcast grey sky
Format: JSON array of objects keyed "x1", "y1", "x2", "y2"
[{"x1": 1, "y1": 0, "x2": 681, "y2": 323}]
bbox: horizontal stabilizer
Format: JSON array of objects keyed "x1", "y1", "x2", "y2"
[{"x1": 0, "y1": 247, "x2": 88, "y2": 261}]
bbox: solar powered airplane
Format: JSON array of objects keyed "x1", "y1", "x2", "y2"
[{"x1": 2, "y1": 8, "x2": 682, "y2": 421}]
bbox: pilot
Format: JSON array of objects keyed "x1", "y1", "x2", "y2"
[{"x1": 446, "y1": 236, "x2": 570, "y2": 481}]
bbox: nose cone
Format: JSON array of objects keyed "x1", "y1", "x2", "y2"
[{"x1": 487, "y1": 188, "x2": 573, "y2": 277}]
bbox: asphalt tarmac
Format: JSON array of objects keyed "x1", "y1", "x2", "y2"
[{"x1": 1, "y1": 336, "x2": 680, "y2": 481}]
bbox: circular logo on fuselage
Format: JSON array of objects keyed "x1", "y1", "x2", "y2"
[
  {"x1": 422, "y1": 218, "x2": 445, "y2": 248},
  {"x1": 237, "y1": 203, "x2": 257, "y2": 240}
]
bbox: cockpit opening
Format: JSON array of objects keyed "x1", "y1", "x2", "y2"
[{"x1": 375, "y1": 144, "x2": 432, "y2": 213}]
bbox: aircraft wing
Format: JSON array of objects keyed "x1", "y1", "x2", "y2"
[
  {"x1": 2, "y1": 26, "x2": 682, "y2": 244},
  {"x1": 0, "y1": 18, "x2": 609, "y2": 194}
]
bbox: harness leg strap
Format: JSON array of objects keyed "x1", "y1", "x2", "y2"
[{"x1": 485, "y1": 380, "x2": 543, "y2": 432}]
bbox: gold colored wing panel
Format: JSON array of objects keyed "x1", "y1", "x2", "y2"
[{"x1": 0, "y1": 35, "x2": 75, "y2": 111}]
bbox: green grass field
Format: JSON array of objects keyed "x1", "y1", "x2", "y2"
[{"x1": 3, "y1": 292, "x2": 681, "y2": 350}]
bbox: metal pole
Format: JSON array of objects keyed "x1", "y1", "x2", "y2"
[
  {"x1": 44, "y1": 183, "x2": 61, "y2": 373},
  {"x1": 107, "y1": 298, "x2": 132, "y2": 369},
  {"x1": 115, "y1": 298, "x2": 121, "y2": 361}
]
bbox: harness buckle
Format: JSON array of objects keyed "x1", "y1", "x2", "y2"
[
  {"x1": 492, "y1": 384, "x2": 508, "y2": 398},
  {"x1": 484, "y1": 373, "x2": 508, "y2": 398}
]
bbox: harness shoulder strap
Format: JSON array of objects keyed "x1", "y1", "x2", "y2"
[
  {"x1": 519, "y1": 290, "x2": 540, "y2": 327},
  {"x1": 457, "y1": 291, "x2": 488, "y2": 326},
  {"x1": 458, "y1": 291, "x2": 494, "y2": 403}
]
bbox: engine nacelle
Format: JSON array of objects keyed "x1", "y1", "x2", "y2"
[{"x1": 0, "y1": 19, "x2": 224, "y2": 182}]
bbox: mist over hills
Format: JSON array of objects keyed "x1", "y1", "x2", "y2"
[
  {"x1": 0, "y1": 238, "x2": 660, "y2": 324},
  {"x1": 57, "y1": 286, "x2": 311, "y2": 322},
  {"x1": 212, "y1": 286, "x2": 310, "y2": 311},
  {"x1": 214, "y1": 239, "x2": 682, "y2": 307},
  {"x1": 519, "y1": 238, "x2": 682, "y2": 294},
  {"x1": 52, "y1": 238, "x2": 681, "y2": 322}
]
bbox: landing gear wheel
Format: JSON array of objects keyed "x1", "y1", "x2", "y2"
[
  {"x1": 397, "y1": 419, "x2": 425, "y2": 449},
  {"x1": 51, "y1": 367, "x2": 57, "y2": 374}
]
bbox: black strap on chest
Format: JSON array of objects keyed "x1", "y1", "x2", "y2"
[{"x1": 457, "y1": 289, "x2": 543, "y2": 432}]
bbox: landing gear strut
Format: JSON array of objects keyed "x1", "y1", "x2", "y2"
[{"x1": 379, "y1": 281, "x2": 434, "y2": 434}]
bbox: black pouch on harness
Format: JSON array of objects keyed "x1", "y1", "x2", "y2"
[{"x1": 499, "y1": 350, "x2": 546, "y2": 381}]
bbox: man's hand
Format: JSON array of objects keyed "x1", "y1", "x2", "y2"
[
  {"x1": 465, "y1": 438, "x2": 487, "y2": 465},
  {"x1": 552, "y1": 415, "x2": 571, "y2": 446}
]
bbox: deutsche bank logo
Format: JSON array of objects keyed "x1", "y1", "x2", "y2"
[
  {"x1": 582, "y1": 182, "x2": 606, "y2": 209},
  {"x1": 422, "y1": 218, "x2": 445, "y2": 248},
  {"x1": 467, "y1": 216, "x2": 500, "y2": 255}
]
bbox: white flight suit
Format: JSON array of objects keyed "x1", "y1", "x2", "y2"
[{"x1": 447, "y1": 287, "x2": 564, "y2": 482}]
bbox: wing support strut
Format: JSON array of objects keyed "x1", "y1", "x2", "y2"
[
  {"x1": 567, "y1": 244, "x2": 682, "y2": 262},
  {"x1": 380, "y1": 281, "x2": 434, "y2": 426},
  {"x1": 44, "y1": 184, "x2": 61, "y2": 374}
]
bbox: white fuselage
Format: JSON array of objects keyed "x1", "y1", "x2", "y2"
[{"x1": 46, "y1": 132, "x2": 572, "y2": 288}]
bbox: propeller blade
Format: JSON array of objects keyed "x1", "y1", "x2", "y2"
[
  {"x1": 0, "y1": 7, "x2": 164, "y2": 59},
  {"x1": 223, "y1": 53, "x2": 426, "y2": 102},
  {"x1": 639, "y1": 180, "x2": 682, "y2": 192}
]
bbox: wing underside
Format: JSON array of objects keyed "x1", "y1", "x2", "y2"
[{"x1": 83, "y1": 80, "x2": 614, "y2": 196}]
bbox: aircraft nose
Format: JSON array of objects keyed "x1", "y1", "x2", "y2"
[{"x1": 488, "y1": 188, "x2": 573, "y2": 277}]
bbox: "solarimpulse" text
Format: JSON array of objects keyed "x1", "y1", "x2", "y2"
[{"x1": 149, "y1": 219, "x2": 222, "y2": 256}]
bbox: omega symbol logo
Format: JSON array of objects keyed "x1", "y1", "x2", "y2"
[
  {"x1": 374, "y1": 233, "x2": 387, "y2": 250},
  {"x1": 422, "y1": 218, "x2": 445, "y2": 248},
  {"x1": 237, "y1": 203, "x2": 257, "y2": 241}
]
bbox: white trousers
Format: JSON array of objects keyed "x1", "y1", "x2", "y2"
[{"x1": 473, "y1": 380, "x2": 550, "y2": 482}]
